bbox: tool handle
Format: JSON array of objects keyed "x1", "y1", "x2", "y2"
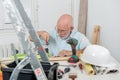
[
  {"x1": 79, "y1": 63, "x2": 83, "y2": 73},
  {"x1": 79, "y1": 63, "x2": 83, "y2": 70},
  {"x1": 72, "y1": 48, "x2": 76, "y2": 55}
]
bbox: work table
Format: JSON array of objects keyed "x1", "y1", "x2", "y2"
[
  {"x1": 0, "y1": 56, "x2": 120, "y2": 80},
  {"x1": 51, "y1": 57, "x2": 120, "y2": 80}
]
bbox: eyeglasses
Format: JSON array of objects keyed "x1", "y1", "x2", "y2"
[
  {"x1": 55, "y1": 26, "x2": 69, "y2": 34},
  {"x1": 57, "y1": 29, "x2": 69, "y2": 34}
]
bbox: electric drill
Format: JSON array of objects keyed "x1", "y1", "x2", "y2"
[{"x1": 67, "y1": 38, "x2": 79, "y2": 63}]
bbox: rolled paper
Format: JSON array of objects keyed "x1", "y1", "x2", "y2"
[{"x1": 81, "y1": 61, "x2": 95, "y2": 75}]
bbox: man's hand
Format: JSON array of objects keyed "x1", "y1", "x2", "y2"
[
  {"x1": 37, "y1": 31, "x2": 50, "y2": 43},
  {"x1": 58, "y1": 50, "x2": 72, "y2": 57},
  {"x1": 58, "y1": 49, "x2": 84, "y2": 57},
  {"x1": 29, "y1": 36, "x2": 33, "y2": 41}
]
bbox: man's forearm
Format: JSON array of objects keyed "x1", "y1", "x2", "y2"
[
  {"x1": 59, "y1": 49, "x2": 84, "y2": 57},
  {"x1": 37, "y1": 31, "x2": 49, "y2": 42},
  {"x1": 76, "y1": 49, "x2": 84, "y2": 57},
  {"x1": 65, "y1": 50, "x2": 83, "y2": 56}
]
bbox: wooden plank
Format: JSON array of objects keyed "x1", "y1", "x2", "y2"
[
  {"x1": 91, "y1": 25, "x2": 100, "y2": 44},
  {"x1": 0, "y1": 53, "x2": 83, "y2": 63},
  {"x1": 0, "y1": 57, "x2": 70, "y2": 64},
  {"x1": 49, "y1": 56, "x2": 70, "y2": 61},
  {"x1": 78, "y1": 0, "x2": 88, "y2": 35}
]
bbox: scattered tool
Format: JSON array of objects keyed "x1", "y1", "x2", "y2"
[
  {"x1": 64, "y1": 67, "x2": 70, "y2": 73},
  {"x1": 67, "y1": 38, "x2": 79, "y2": 63},
  {"x1": 45, "y1": 39, "x2": 49, "y2": 53},
  {"x1": 79, "y1": 63, "x2": 83, "y2": 73},
  {"x1": 44, "y1": 39, "x2": 51, "y2": 57},
  {"x1": 107, "y1": 70, "x2": 118, "y2": 74},
  {"x1": 69, "y1": 73, "x2": 77, "y2": 80},
  {"x1": 58, "y1": 69, "x2": 64, "y2": 79},
  {"x1": 58, "y1": 67, "x2": 70, "y2": 79},
  {"x1": 59, "y1": 65, "x2": 77, "y2": 68}
]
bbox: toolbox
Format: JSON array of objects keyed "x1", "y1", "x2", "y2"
[{"x1": 1, "y1": 61, "x2": 58, "y2": 80}]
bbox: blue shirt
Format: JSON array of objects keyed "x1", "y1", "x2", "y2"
[{"x1": 40, "y1": 29, "x2": 91, "y2": 56}]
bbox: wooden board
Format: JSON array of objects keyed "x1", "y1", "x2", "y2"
[
  {"x1": 91, "y1": 25, "x2": 100, "y2": 44},
  {"x1": 49, "y1": 56, "x2": 70, "y2": 61},
  {"x1": 78, "y1": 0, "x2": 88, "y2": 35},
  {"x1": 0, "y1": 56, "x2": 70, "y2": 64}
]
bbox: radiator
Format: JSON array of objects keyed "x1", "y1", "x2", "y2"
[{"x1": 0, "y1": 43, "x2": 24, "y2": 58}]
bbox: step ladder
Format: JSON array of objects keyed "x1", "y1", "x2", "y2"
[{"x1": 2, "y1": 0, "x2": 51, "y2": 80}]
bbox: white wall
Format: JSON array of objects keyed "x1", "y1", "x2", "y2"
[
  {"x1": 0, "y1": 0, "x2": 32, "y2": 44},
  {"x1": 87, "y1": 0, "x2": 120, "y2": 62},
  {"x1": 33, "y1": 0, "x2": 79, "y2": 31},
  {"x1": 0, "y1": 0, "x2": 32, "y2": 57},
  {"x1": 0, "y1": 0, "x2": 19, "y2": 44}
]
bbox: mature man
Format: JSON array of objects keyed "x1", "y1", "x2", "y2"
[{"x1": 37, "y1": 14, "x2": 91, "y2": 56}]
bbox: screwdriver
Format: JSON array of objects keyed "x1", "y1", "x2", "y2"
[
  {"x1": 45, "y1": 39, "x2": 51, "y2": 57},
  {"x1": 45, "y1": 39, "x2": 48, "y2": 52},
  {"x1": 64, "y1": 67, "x2": 70, "y2": 73}
]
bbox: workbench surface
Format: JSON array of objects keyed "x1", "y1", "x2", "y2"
[
  {"x1": 1, "y1": 57, "x2": 120, "y2": 80},
  {"x1": 51, "y1": 57, "x2": 120, "y2": 80}
]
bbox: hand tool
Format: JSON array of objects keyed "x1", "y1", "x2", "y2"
[
  {"x1": 107, "y1": 70, "x2": 118, "y2": 74},
  {"x1": 57, "y1": 67, "x2": 70, "y2": 79},
  {"x1": 57, "y1": 69, "x2": 64, "y2": 79},
  {"x1": 45, "y1": 39, "x2": 49, "y2": 53},
  {"x1": 64, "y1": 67, "x2": 70, "y2": 73},
  {"x1": 44, "y1": 39, "x2": 51, "y2": 57},
  {"x1": 69, "y1": 73, "x2": 77, "y2": 80},
  {"x1": 59, "y1": 65, "x2": 77, "y2": 68},
  {"x1": 66, "y1": 38, "x2": 79, "y2": 63},
  {"x1": 79, "y1": 63, "x2": 83, "y2": 73}
]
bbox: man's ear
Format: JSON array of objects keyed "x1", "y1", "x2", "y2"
[{"x1": 70, "y1": 26, "x2": 74, "y2": 31}]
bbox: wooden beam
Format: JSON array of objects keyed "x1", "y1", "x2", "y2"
[
  {"x1": 91, "y1": 25, "x2": 100, "y2": 44},
  {"x1": 78, "y1": 0, "x2": 88, "y2": 35}
]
